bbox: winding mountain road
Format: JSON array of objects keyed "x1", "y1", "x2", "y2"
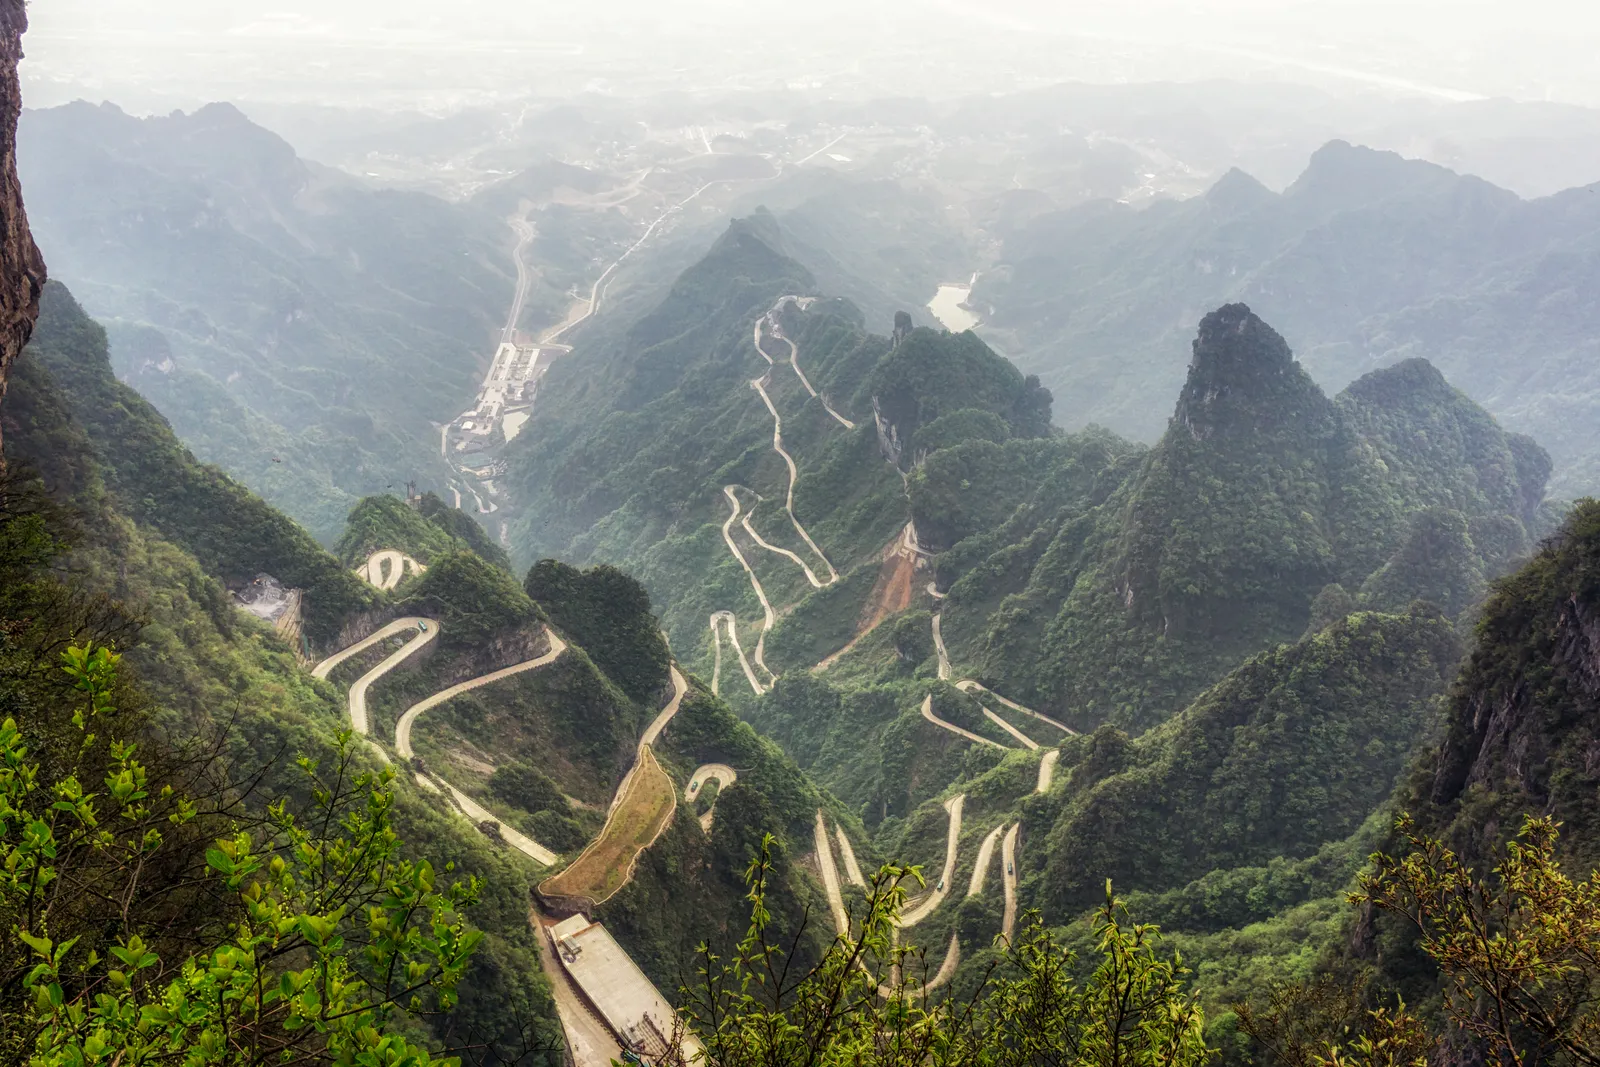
[
  {"x1": 316, "y1": 619, "x2": 571, "y2": 866},
  {"x1": 956, "y1": 680, "x2": 1075, "y2": 735},
  {"x1": 312, "y1": 617, "x2": 439, "y2": 736},
  {"x1": 750, "y1": 370, "x2": 839, "y2": 583},
  {"x1": 542, "y1": 167, "x2": 778, "y2": 346},
  {"x1": 686, "y1": 761, "x2": 736, "y2": 829},
  {"x1": 1001, "y1": 824, "x2": 1020, "y2": 942},
  {"x1": 502, "y1": 212, "x2": 536, "y2": 343},
  {"x1": 898, "y1": 794, "x2": 965, "y2": 928},
  {"x1": 441, "y1": 781, "x2": 559, "y2": 866},
  {"x1": 709, "y1": 610, "x2": 763, "y2": 696},
  {"x1": 732, "y1": 485, "x2": 830, "y2": 588},
  {"x1": 639, "y1": 664, "x2": 689, "y2": 751},
  {"x1": 1036, "y1": 749, "x2": 1060, "y2": 793},
  {"x1": 837, "y1": 826, "x2": 866, "y2": 887},
  {"x1": 984, "y1": 708, "x2": 1040, "y2": 750},
  {"x1": 394, "y1": 632, "x2": 568, "y2": 760},
  {"x1": 921, "y1": 694, "x2": 1008, "y2": 751},
  {"x1": 715, "y1": 490, "x2": 778, "y2": 692},
  {"x1": 772, "y1": 324, "x2": 854, "y2": 429},
  {"x1": 931, "y1": 613, "x2": 951, "y2": 681},
  {"x1": 815, "y1": 810, "x2": 852, "y2": 937},
  {"x1": 931, "y1": 610, "x2": 1074, "y2": 737},
  {"x1": 355, "y1": 550, "x2": 426, "y2": 591},
  {"x1": 909, "y1": 823, "x2": 1005, "y2": 995},
  {"x1": 814, "y1": 798, "x2": 1010, "y2": 997}
]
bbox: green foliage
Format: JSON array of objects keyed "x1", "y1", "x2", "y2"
[
  {"x1": 1039, "y1": 607, "x2": 1459, "y2": 911},
  {"x1": 659, "y1": 685, "x2": 820, "y2": 841},
  {"x1": 679, "y1": 838, "x2": 1212, "y2": 1066},
  {"x1": 1351, "y1": 815, "x2": 1600, "y2": 1066},
  {"x1": 4, "y1": 310, "x2": 560, "y2": 1060},
  {"x1": 335, "y1": 492, "x2": 514, "y2": 576},
  {"x1": 337, "y1": 494, "x2": 463, "y2": 568},
  {"x1": 944, "y1": 305, "x2": 1547, "y2": 734},
  {"x1": 1398, "y1": 498, "x2": 1600, "y2": 875},
  {"x1": 1357, "y1": 507, "x2": 1485, "y2": 615},
  {"x1": 488, "y1": 761, "x2": 566, "y2": 816},
  {"x1": 911, "y1": 407, "x2": 1011, "y2": 454},
  {"x1": 3, "y1": 646, "x2": 483, "y2": 1067},
  {"x1": 891, "y1": 610, "x2": 935, "y2": 664},
  {"x1": 525, "y1": 810, "x2": 586, "y2": 854},
  {"x1": 523, "y1": 559, "x2": 670, "y2": 701},
  {"x1": 364, "y1": 637, "x2": 640, "y2": 807},
  {"x1": 402, "y1": 551, "x2": 540, "y2": 647},
  {"x1": 864, "y1": 326, "x2": 1052, "y2": 449},
  {"x1": 415, "y1": 492, "x2": 512, "y2": 572}
]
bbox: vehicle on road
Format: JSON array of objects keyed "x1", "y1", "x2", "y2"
[
  {"x1": 1006, "y1": 862, "x2": 1013, "y2": 876},
  {"x1": 936, "y1": 879, "x2": 945, "y2": 892}
]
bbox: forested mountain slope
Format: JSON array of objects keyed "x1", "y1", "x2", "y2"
[
  {"x1": 2, "y1": 283, "x2": 561, "y2": 1057},
  {"x1": 976, "y1": 139, "x2": 1600, "y2": 496},
  {"x1": 1349, "y1": 499, "x2": 1600, "y2": 996},
  {"x1": 17, "y1": 101, "x2": 515, "y2": 540},
  {"x1": 935, "y1": 304, "x2": 1551, "y2": 733}
]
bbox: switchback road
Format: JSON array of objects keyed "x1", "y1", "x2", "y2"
[{"x1": 920, "y1": 694, "x2": 1008, "y2": 751}]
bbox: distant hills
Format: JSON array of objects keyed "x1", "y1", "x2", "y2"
[
  {"x1": 975, "y1": 139, "x2": 1600, "y2": 497},
  {"x1": 18, "y1": 101, "x2": 516, "y2": 541}
]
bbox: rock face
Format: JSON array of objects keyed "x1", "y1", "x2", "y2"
[
  {"x1": 0, "y1": 0, "x2": 44, "y2": 467},
  {"x1": 1419, "y1": 499, "x2": 1600, "y2": 871}
]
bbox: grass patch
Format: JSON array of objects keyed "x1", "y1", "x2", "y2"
[{"x1": 538, "y1": 746, "x2": 677, "y2": 906}]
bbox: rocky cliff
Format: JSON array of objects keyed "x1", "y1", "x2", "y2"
[{"x1": 0, "y1": 0, "x2": 45, "y2": 464}]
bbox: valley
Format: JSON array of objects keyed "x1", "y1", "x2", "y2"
[{"x1": 10, "y1": 21, "x2": 1600, "y2": 1064}]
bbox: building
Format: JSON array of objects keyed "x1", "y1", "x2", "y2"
[{"x1": 549, "y1": 915, "x2": 703, "y2": 1064}]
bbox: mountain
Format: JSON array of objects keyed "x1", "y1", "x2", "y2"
[
  {"x1": 1374, "y1": 496, "x2": 1600, "y2": 906},
  {"x1": 931, "y1": 304, "x2": 1550, "y2": 733},
  {"x1": 504, "y1": 218, "x2": 1550, "y2": 743},
  {"x1": 17, "y1": 100, "x2": 516, "y2": 541},
  {"x1": 974, "y1": 139, "x2": 1600, "y2": 497}
]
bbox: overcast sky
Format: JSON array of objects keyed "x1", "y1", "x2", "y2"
[{"x1": 23, "y1": 0, "x2": 1600, "y2": 110}]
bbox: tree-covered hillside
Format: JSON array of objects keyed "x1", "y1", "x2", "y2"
[
  {"x1": 16, "y1": 284, "x2": 381, "y2": 645},
  {"x1": 338, "y1": 491, "x2": 513, "y2": 573},
  {"x1": 1, "y1": 285, "x2": 562, "y2": 1060},
  {"x1": 936, "y1": 304, "x2": 1550, "y2": 733}
]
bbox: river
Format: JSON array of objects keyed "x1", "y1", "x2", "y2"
[{"x1": 927, "y1": 278, "x2": 980, "y2": 332}]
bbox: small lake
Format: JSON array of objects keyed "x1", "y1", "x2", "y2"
[{"x1": 927, "y1": 282, "x2": 980, "y2": 332}]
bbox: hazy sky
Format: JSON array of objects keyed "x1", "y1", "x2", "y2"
[{"x1": 24, "y1": 0, "x2": 1600, "y2": 110}]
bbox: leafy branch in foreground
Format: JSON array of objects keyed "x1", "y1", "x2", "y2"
[
  {"x1": 678, "y1": 834, "x2": 1212, "y2": 1066},
  {"x1": 1, "y1": 642, "x2": 485, "y2": 1066},
  {"x1": 1355, "y1": 814, "x2": 1600, "y2": 1067},
  {"x1": 1238, "y1": 814, "x2": 1600, "y2": 1067}
]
